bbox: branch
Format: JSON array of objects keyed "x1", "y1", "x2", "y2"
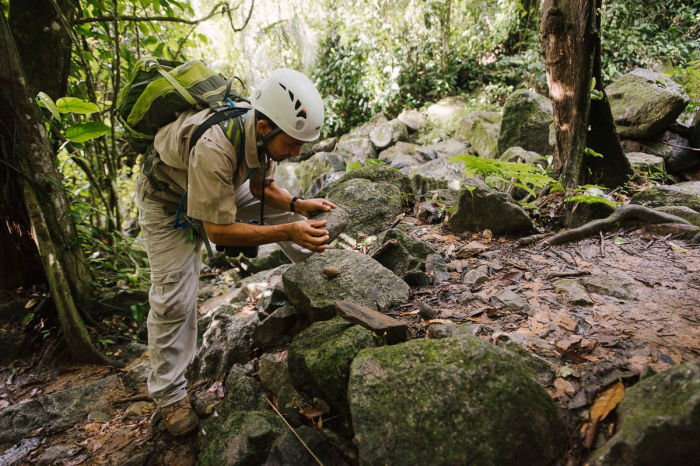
[{"x1": 74, "y1": 2, "x2": 232, "y2": 25}]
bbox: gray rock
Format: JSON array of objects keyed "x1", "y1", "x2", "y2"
[
  {"x1": 664, "y1": 132, "x2": 699, "y2": 174},
  {"x1": 37, "y1": 445, "x2": 76, "y2": 466},
  {"x1": 348, "y1": 335, "x2": 568, "y2": 466},
  {"x1": 259, "y1": 351, "x2": 304, "y2": 414},
  {"x1": 87, "y1": 411, "x2": 111, "y2": 423},
  {"x1": 398, "y1": 108, "x2": 426, "y2": 131},
  {"x1": 307, "y1": 207, "x2": 349, "y2": 244},
  {"x1": 458, "y1": 291, "x2": 477, "y2": 305},
  {"x1": 199, "y1": 383, "x2": 283, "y2": 466},
  {"x1": 497, "y1": 90, "x2": 554, "y2": 157},
  {"x1": 408, "y1": 157, "x2": 464, "y2": 194},
  {"x1": 297, "y1": 152, "x2": 348, "y2": 194},
  {"x1": 252, "y1": 306, "x2": 301, "y2": 350},
  {"x1": 289, "y1": 318, "x2": 375, "y2": 414},
  {"x1": 366, "y1": 229, "x2": 436, "y2": 274},
  {"x1": 426, "y1": 323, "x2": 479, "y2": 339},
  {"x1": 0, "y1": 438, "x2": 41, "y2": 466},
  {"x1": 315, "y1": 165, "x2": 413, "y2": 199},
  {"x1": 303, "y1": 171, "x2": 344, "y2": 198},
  {"x1": 503, "y1": 343, "x2": 557, "y2": 386},
  {"x1": 370, "y1": 119, "x2": 409, "y2": 150},
  {"x1": 456, "y1": 111, "x2": 502, "y2": 159},
  {"x1": 325, "y1": 179, "x2": 404, "y2": 237},
  {"x1": 554, "y1": 279, "x2": 595, "y2": 305},
  {"x1": 378, "y1": 141, "x2": 418, "y2": 164},
  {"x1": 337, "y1": 136, "x2": 377, "y2": 161},
  {"x1": 417, "y1": 200, "x2": 445, "y2": 224},
  {"x1": 491, "y1": 288, "x2": 533, "y2": 314},
  {"x1": 264, "y1": 425, "x2": 333, "y2": 466},
  {"x1": 188, "y1": 306, "x2": 258, "y2": 380},
  {"x1": 630, "y1": 184, "x2": 700, "y2": 211},
  {"x1": 426, "y1": 96, "x2": 468, "y2": 122},
  {"x1": 655, "y1": 205, "x2": 700, "y2": 226},
  {"x1": 425, "y1": 254, "x2": 450, "y2": 283},
  {"x1": 445, "y1": 178, "x2": 533, "y2": 235},
  {"x1": 402, "y1": 270, "x2": 431, "y2": 288},
  {"x1": 348, "y1": 114, "x2": 389, "y2": 138},
  {"x1": 463, "y1": 265, "x2": 490, "y2": 286},
  {"x1": 588, "y1": 362, "x2": 700, "y2": 466},
  {"x1": 416, "y1": 139, "x2": 470, "y2": 160},
  {"x1": 500, "y1": 146, "x2": 548, "y2": 166},
  {"x1": 580, "y1": 274, "x2": 638, "y2": 300},
  {"x1": 311, "y1": 137, "x2": 337, "y2": 154},
  {"x1": 677, "y1": 181, "x2": 700, "y2": 197},
  {"x1": 255, "y1": 274, "x2": 290, "y2": 316},
  {"x1": 0, "y1": 375, "x2": 118, "y2": 443},
  {"x1": 691, "y1": 109, "x2": 700, "y2": 148},
  {"x1": 274, "y1": 161, "x2": 305, "y2": 198},
  {"x1": 626, "y1": 152, "x2": 666, "y2": 178},
  {"x1": 282, "y1": 249, "x2": 410, "y2": 322},
  {"x1": 606, "y1": 69, "x2": 690, "y2": 138}
]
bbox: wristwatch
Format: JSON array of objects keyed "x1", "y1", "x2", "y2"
[{"x1": 290, "y1": 196, "x2": 301, "y2": 213}]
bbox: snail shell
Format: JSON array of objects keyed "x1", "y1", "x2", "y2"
[{"x1": 323, "y1": 267, "x2": 342, "y2": 278}]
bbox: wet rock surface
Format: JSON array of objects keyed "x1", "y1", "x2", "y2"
[{"x1": 497, "y1": 89, "x2": 554, "y2": 157}]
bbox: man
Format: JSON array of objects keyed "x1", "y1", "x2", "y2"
[{"x1": 135, "y1": 69, "x2": 337, "y2": 436}]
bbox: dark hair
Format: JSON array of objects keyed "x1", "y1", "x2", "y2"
[{"x1": 255, "y1": 110, "x2": 278, "y2": 130}]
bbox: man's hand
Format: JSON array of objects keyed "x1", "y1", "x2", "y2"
[
  {"x1": 296, "y1": 198, "x2": 338, "y2": 218},
  {"x1": 289, "y1": 219, "x2": 330, "y2": 253}
]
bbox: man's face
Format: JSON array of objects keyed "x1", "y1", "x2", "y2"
[{"x1": 257, "y1": 120, "x2": 305, "y2": 162}]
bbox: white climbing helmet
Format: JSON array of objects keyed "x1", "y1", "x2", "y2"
[{"x1": 250, "y1": 68, "x2": 324, "y2": 142}]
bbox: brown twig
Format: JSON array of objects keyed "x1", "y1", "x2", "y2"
[
  {"x1": 545, "y1": 270, "x2": 592, "y2": 279},
  {"x1": 600, "y1": 231, "x2": 605, "y2": 257}
]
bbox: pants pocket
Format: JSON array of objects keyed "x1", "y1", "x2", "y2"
[{"x1": 150, "y1": 269, "x2": 185, "y2": 320}]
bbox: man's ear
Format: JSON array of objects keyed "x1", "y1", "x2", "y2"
[{"x1": 256, "y1": 119, "x2": 271, "y2": 137}]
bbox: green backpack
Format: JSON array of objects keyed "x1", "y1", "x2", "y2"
[{"x1": 116, "y1": 57, "x2": 246, "y2": 154}]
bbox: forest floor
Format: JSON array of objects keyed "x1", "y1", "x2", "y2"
[{"x1": 1, "y1": 221, "x2": 699, "y2": 466}]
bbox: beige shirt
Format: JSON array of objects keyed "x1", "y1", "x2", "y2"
[{"x1": 143, "y1": 106, "x2": 276, "y2": 225}]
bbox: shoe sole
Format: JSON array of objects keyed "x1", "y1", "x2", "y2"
[{"x1": 169, "y1": 419, "x2": 199, "y2": 437}]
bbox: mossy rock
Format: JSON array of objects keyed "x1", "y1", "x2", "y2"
[
  {"x1": 288, "y1": 318, "x2": 375, "y2": 415},
  {"x1": 606, "y1": 69, "x2": 690, "y2": 139},
  {"x1": 499, "y1": 146, "x2": 548, "y2": 166},
  {"x1": 366, "y1": 228, "x2": 435, "y2": 274},
  {"x1": 456, "y1": 110, "x2": 501, "y2": 159},
  {"x1": 264, "y1": 425, "x2": 334, "y2": 466},
  {"x1": 588, "y1": 362, "x2": 700, "y2": 466},
  {"x1": 626, "y1": 152, "x2": 666, "y2": 179},
  {"x1": 324, "y1": 179, "x2": 404, "y2": 237},
  {"x1": 282, "y1": 249, "x2": 410, "y2": 322},
  {"x1": 274, "y1": 161, "x2": 304, "y2": 198},
  {"x1": 348, "y1": 335, "x2": 568, "y2": 466},
  {"x1": 654, "y1": 205, "x2": 700, "y2": 226},
  {"x1": 370, "y1": 119, "x2": 409, "y2": 150},
  {"x1": 497, "y1": 90, "x2": 554, "y2": 157},
  {"x1": 297, "y1": 152, "x2": 348, "y2": 194},
  {"x1": 408, "y1": 157, "x2": 464, "y2": 195},
  {"x1": 630, "y1": 185, "x2": 700, "y2": 211},
  {"x1": 315, "y1": 165, "x2": 413, "y2": 199},
  {"x1": 198, "y1": 365, "x2": 284, "y2": 466},
  {"x1": 337, "y1": 136, "x2": 378, "y2": 161}
]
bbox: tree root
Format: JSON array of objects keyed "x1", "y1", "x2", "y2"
[{"x1": 544, "y1": 204, "x2": 691, "y2": 246}]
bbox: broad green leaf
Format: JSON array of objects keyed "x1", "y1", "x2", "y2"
[
  {"x1": 57, "y1": 97, "x2": 100, "y2": 114},
  {"x1": 612, "y1": 236, "x2": 625, "y2": 245},
  {"x1": 564, "y1": 195, "x2": 617, "y2": 207},
  {"x1": 37, "y1": 92, "x2": 61, "y2": 122},
  {"x1": 585, "y1": 147, "x2": 604, "y2": 158},
  {"x1": 65, "y1": 122, "x2": 110, "y2": 142},
  {"x1": 346, "y1": 161, "x2": 362, "y2": 172}
]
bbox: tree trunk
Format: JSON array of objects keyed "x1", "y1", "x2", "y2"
[
  {"x1": 0, "y1": 12, "x2": 114, "y2": 366},
  {"x1": 540, "y1": 0, "x2": 634, "y2": 226},
  {"x1": 8, "y1": 0, "x2": 75, "y2": 100}
]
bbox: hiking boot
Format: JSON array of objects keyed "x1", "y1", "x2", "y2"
[{"x1": 161, "y1": 397, "x2": 199, "y2": 436}]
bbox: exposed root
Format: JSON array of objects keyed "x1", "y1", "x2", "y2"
[{"x1": 544, "y1": 204, "x2": 690, "y2": 246}]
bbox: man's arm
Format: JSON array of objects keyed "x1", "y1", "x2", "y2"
[
  {"x1": 249, "y1": 179, "x2": 337, "y2": 217},
  {"x1": 203, "y1": 219, "x2": 330, "y2": 253}
]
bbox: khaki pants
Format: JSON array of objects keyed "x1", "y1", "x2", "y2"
[{"x1": 135, "y1": 175, "x2": 310, "y2": 407}]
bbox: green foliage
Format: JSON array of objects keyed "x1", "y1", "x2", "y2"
[
  {"x1": 56, "y1": 97, "x2": 100, "y2": 114},
  {"x1": 65, "y1": 122, "x2": 111, "y2": 143},
  {"x1": 564, "y1": 195, "x2": 618, "y2": 208}
]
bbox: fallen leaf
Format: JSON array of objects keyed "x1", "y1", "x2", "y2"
[
  {"x1": 551, "y1": 378, "x2": 576, "y2": 398},
  {"x1": 300, "y1": 406, "x2": 326, "y2": 419},
  {"x1": 25, "y1": 298, "x2": 39, "y2": 309},
  {"x1": 426, "y1": 319, "x2": 455, "y2": 325},
  {"x1": 482, "y1": 229, "x2": 493, "y2": 239},
  {"x1": 590, "y1": 381, "x2": 625, "y2": 423},
  {"x1": 500, "y1": 271, "x2": 523, "y2": 284},
  {"x1": 668, "y1": 242, "x2": 688, "y2": 253}
]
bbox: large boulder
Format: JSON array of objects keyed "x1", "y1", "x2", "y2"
[
  {"x1": 348, "y1": 335, "x2": 568, "y2": 466},
  {"x1": 415, "y1": 139, "x2": 469, "y2": 160},
  {"x1": 630, "y1": 184, "x2": 700, "y2": 211},
  {"x1": 324, "y1": 179, "x2": 404, "y2": 237},
  {"x1": 580, "y1": 273, "x2": 638, "y2": 301},
  {"x1": 274, "y1": 161, "x2": 304, "y2": 198},
  {"x1": 369, "y1": 119, "x2": 409, "y2": 150},
  {"x1": 426, "y1": 96, "x2": 468, "y2": 122},
  {"x1": 264, "y1": 426, "x2": 333, "y2": 466},
  {"x1": 188, "y1": 305, "x2": 258, "y2": 380},
  {"x1": 337, "y1": 136, "x2": 377, "y2": 161},
  {"x1": 499, "y1": 146, "x2": 548, "y2": 166},
  {"x1": 456, "y1": 111, "x2": 501, "y2": 159},
  {"x1": 366, "y1": 228, "x2": 436, "y2": 274},
  {"x1": 282, "y1": 249, "x2": 410, "y2": 322},
  {"x1": 588, "y1": 362, "x2": 700, "y2": 466},
  {"x1": 0, "y1": 375, "x2": 119, "y2": 444},
  {"x1": 408, "y1": 157, "x2": 464, "y2": 194},
  {"x1": 303, "y1": 171, "x2": 344, "y2": 198},
  {"x1": 691, "y1": 109, "x2": 700, "y2": 148},
  {"x1": 315, "y1": 165, "x2": 413, "y2": 199},
  {"x1": 378, "y1": 142, "x2": 428, "y2": 174},
  {"x1": 311, "y1": 137, "x2": 337, "y2": 154},
  {"x1": 655, "y1": 205, "x2": 700, "y2": 226},
  {"x1": 198, "y1": 365, "x2": 285, "y2": 466},
  {"x1": 606, "y1": 69, "x2": 690, "y2": 139},
  {"x1": 252, "y1": 306, "x2": 302, "y2": 351},
  {"x1": 348, "y1": 113, "x2": 389, "y2": 138},
  {"x1": 258, "y1": 351, "x2": 304, "y2": 415},
  {"x1": 297, "y1": 152, "x2": 348, "y2": 194},
  {"x1": 625, "y1": 152, "x2": 666, "y2": 179},
  {"x1": 445, "y1": 178, "x2": 533, "y2": 235},
  {"x1": 497, "y1": 90, "x2": 554, "y2": 157},
  {"x1": 622, "y1": 131, "x2": 697, "y2": 175},
  {"x1": 288, "y1": 318, "x2": 375, "y2": 414}
]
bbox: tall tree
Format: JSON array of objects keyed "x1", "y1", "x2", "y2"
[
  {"x1": 540, "y1": 0, "x2": 633, "y2": 205},
  {"x1": 0, "y1": 10, "x2": 113, "y2": 366}
]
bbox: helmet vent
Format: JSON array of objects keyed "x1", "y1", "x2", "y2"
[
  {"x1": 295, "y1": 120, "x2": 305, "y2": 130},
  {"x1": 288, "y1": 90, "x2": 295, "y2": 101},
  {"x1": 279, "y1": 83, "x2": 287, "y2": 91},
  {"x1": 296, "y1": 109, "x2": 307, "y2": 119},
  {"x1": 294, "y1": 100, "x2": 301, "y2": 110}
]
